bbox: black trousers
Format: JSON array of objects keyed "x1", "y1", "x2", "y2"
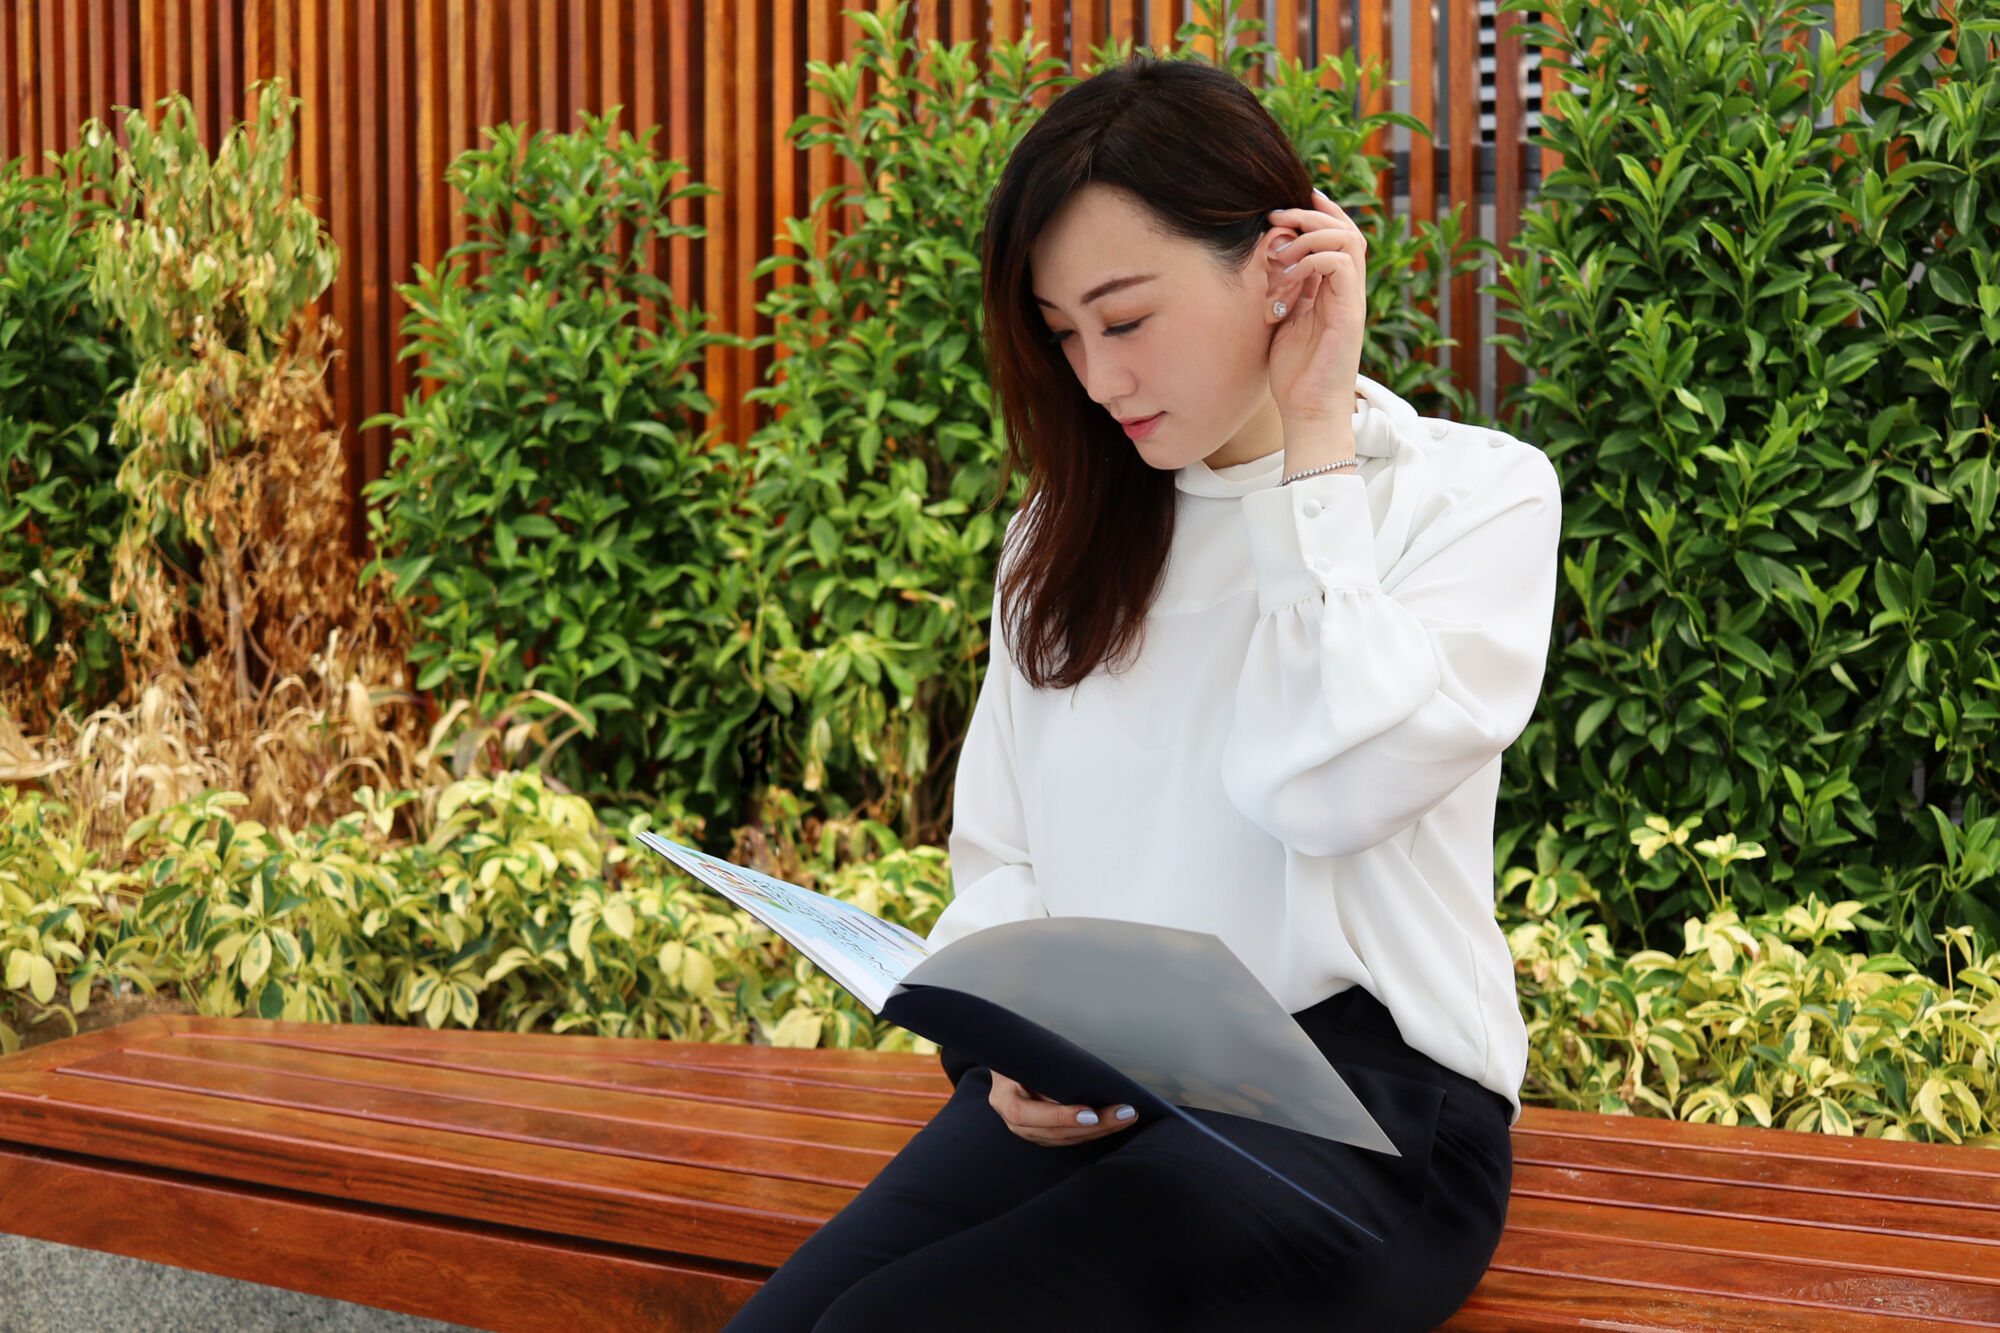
[{"x1": 718, "y1": 983, "x2": 1513, "y2": 1333}]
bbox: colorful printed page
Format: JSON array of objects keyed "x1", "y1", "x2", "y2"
[{"x1": 633, "y1": 830, "x2": 928, "y2": 1011}]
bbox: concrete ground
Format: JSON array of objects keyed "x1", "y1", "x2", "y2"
[{"x1": 0, "y1": 1231, "x2": 483, "y2": 1333}]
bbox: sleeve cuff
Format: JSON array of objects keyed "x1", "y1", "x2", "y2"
[{"x1": 1240, "y1": 469, "x2": 1378, "y2": 616}]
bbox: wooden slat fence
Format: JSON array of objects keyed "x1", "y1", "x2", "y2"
[{"x1": 0, "y1": 1, "x2": 1918, "y2": 554}]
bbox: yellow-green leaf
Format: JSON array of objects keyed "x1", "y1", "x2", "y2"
[
  {"x1": 240, "y1": 932, "x2": 272, "y2": 989},
  {"x1": 26, "y1": 955, "x2": 56, "y2": 1006},
  {"x1": 771, "y1": 1006, "x2": 824, "y2": 1049}
]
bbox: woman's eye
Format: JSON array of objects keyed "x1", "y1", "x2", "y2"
[{"x1": 1049, "y1": 319, "x2": 1143, "y2": 345}]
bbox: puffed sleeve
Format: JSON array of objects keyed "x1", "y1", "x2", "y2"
[
  {"x1": 927, "y1": 516, "x2": 1049, "y2": 952},
  {"x1": 1220, "y1": 439, "x2": 1562, "y2": 859}
]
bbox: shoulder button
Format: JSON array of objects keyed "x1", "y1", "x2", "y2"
[{"x1": 1428, "y1": 422, "x2": 1449, "y2": 440}]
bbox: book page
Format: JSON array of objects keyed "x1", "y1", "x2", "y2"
[{"x1": 633, "y1": 831, "x2": 929, "y2": 1012}]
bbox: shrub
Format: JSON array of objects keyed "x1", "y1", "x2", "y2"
[
  {"x1": 1492, "y1": 0, "x2": 2000, "y2": 965},
  {"x1": 1504, "y1": 819, "x2": 2000, "y2": 1146},
  {"x1": 363, "y1": 111, "x2": 751, "y2": 825},
  {"x1": 0, "y1": 149, "x2": 134, "y2": 725}
]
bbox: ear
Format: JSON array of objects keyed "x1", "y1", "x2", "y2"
[{"x1": 1263, "y1": 229, "x2": 1309, "y2": 315}]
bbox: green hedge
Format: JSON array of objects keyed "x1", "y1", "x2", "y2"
[{"x1": 1493, "y1": 0, "x2": 2000, "y2": 967}]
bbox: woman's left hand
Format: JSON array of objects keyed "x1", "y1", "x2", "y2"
[{"x1": 1265, "y1": 186, "x2": 1367, "y2": 430}]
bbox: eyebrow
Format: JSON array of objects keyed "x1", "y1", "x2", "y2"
[{"x1": 1034, "y1": 274, "x2": 1158, "y2": 311}]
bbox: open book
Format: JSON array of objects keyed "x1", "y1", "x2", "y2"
[{"x1": 633, "y1": 829, "x2": 1400, "y2": 1242}]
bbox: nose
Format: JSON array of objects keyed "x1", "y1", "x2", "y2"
[{"x1": 1073, "y1": 343, "x2": 1133, "y2": 412}]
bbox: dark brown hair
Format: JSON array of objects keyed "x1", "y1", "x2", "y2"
[{"x1": 980, "y1": 51, "x2": 1314, "y2": 690}]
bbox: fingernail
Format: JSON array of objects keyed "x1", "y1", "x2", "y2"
[
  {"x1": 1275, "y1": 240, "x2": 1293, "y2": 255},
  {"x1": 1116, "y1": 1105, "x2": 1136, "y2": 1120},
  {"x1": 1284, "y1": 261, "x2": 1299, "y2": 274},
  {"x1": 1077, "y1": 1110, "x2": 1099, "y2": 1125}
]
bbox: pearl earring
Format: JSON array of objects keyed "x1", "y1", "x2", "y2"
[{"x1": 1272, "y1": 301, "x2": 1287, "y2": 318}]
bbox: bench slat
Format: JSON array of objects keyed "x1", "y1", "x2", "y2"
[
  {"x1": 1514, "y1": 1163, "x2": 2000, "y2": 1246},
  {"x1": 58, "y1": 1046, "x2": 912, "y2": 1185},
  {"x1": 0, "y1": 1066, "x2": 850, "y2": 1269},
  {"x1": 169, "y1": 1015, "x2": 943, "y2": 1077},
  {"x1": 1498, "y1": 1201, "x2": 1999, "y2": 1307},
  {"x1": 0, "y1": 1142, "x2": 759, "y2": 1333},
  {"x1": 81, "y1": 1035, "x2": 942, "y2": 1143},
  {"x1": 172, "y1": 1029, "x2": 952, "y2": 1104},
  {"x1": 1514, "y1": 1133, "x2": 2000, "y2": 1210},
  {"x1": 1513, "y1": 1115, "x2": 2000, "y2": 1177},
  {"x1": 1449, "y1": 1266, "x2": 1990, "y2": 1333}
]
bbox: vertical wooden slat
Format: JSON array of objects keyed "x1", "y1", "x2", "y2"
[
  {"x1": 214, "y1": 0, "x2": 238, "y2": 137},
  {"x1": 0, "y1": 0, "x2": 13, "y2": 166},
  {"x1": 1408, "y1": 0, "x2": 1436, "y2": 371},
  {"x1": 472, "y1": 0, "x2": 495, "y2": 150},
  {"x1": 1268, "y1": 0, "x2": 1297, "y2": 67},
  {"x1": 738, "y1": 0, "x2": 768, "y2": 442},
  {"x1": 804, "y1": 0, "x2": 829, "y2": 280},
  {"x1": 1358, "y1": 0, "x2": 1390, "y2": 207},
  {"x1": 705, "y1": 0, "x2": 735, "y2": 447},
  {"x1": 160, "y1": 0, "x2": 179, "y2": 116},
  {"x1": 280, "y1": 0, "x2": 301, "y2": 201},
  {"x1": 90, "y1": 0, "x2": 113, "y2": 133},
  {"x1": 243, "y1": 0, "x2": 264, "y2": 87},
  {"x1": 60, "y1": 0, "x2": 82, "y2": 157},
  {"x1": 110, "y1": 0, "x2": 133, "y2": 148},
  {"x1": 189, "y1": 0, "x2": 210, "y2": 144},
  {"x1": 535, "y1": 0, "x2": 555, "y2": 139},
  {"x1": 667, "y1": 0, "x2": 695, "y2": 328},
  {"x1": 1492, "y1": 0, "x2": 1524, "y2": 419},
  {"x1": 138, "y1": 0, "x2": 161, "y2": 123},
  {"x1": 357, "y1": 0, "x2": 383, "y2": 505},
  {"x1": 506, "y1": 0, "x2": 528, "y2": 131},
  {"x1": 1538, "y1": 0, "x2": 1566, "y2": 187},
  {"x1": 0, "y1": 0, "x2": 15, "y2": 167},
  {"x1": 37, "y1": 0, "x2": 59, "y2": 166},
  {"x1": 1070, "y1": 0, "x2": 1098, "y2": 72},
  {"x1": 633, "y1": 0, "x2": 657, "y2": 333},
  {"x1": 565, "y1": 0, "x2": 589, "y2": 129},
  {"x1": 1832, "y1": 0, "x2": 1862, "y2": 156},
  {"x1": 444, "y1": 0, "x2": 466, "y2": 258},
  {"x1": 1447, "y1": 0, "x2": 1477, "y2": 408},
  {"x1": 1317, "y1": 0, "x2": 1343, "y2": 58},
  {"x1": 326, "y1": 0, "x2": 358, "y2": 550},
  {"x1": 386, "y1": 0, "x2": 411, "y2": 430},
  {"x1": 600, "y1": 0, "x2": 625, "y2": 132},
  {"x1": 415, "y1": 0, "x2": 444, "y2": 275}
]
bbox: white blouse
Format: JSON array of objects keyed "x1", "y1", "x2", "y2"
[{"x1": 926, "y1": 374, "x2": 1563, "y2": 1125}]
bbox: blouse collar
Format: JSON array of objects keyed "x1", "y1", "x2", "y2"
[{"x1": 1173, "y1": 374, "x2": 1416, "y2": 498}]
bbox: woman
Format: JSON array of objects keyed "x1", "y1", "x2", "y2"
[{"x1": 720, "y1": 49, "x2": 1560, "y2": 1333}]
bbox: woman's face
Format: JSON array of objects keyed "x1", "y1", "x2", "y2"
[{"x1": 1029, "y1": 181, "x2": 1295, "y2": 471}]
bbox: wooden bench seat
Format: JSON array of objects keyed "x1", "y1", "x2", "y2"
[{"x1": 2, "y1": 1015, "x2": 1995, "y2": 1331}]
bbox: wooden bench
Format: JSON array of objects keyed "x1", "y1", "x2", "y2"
[{"x1": 2, "y1": 1015, "x2": 1995, "y2": 1331}]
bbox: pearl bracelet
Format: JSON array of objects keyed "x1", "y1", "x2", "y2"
[{"x1": 1279, "y1": 457, "x2": 1360, "y2": 486}]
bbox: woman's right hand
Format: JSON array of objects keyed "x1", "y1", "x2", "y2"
[{"x1": 988, "y1": 1069, "x2": 1140, "y2": 1146}]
